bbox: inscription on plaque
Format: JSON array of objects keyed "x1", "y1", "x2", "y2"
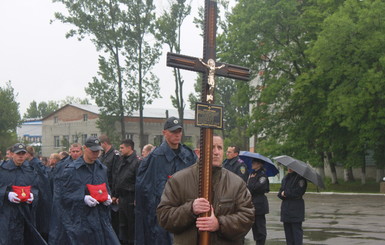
[{"x1": 195, "y1": 102, "x2": 223, "y2": 129}]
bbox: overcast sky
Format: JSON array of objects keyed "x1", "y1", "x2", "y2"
[{"x1": 0, "y1": 0, "x2": 205, "y2": 115}]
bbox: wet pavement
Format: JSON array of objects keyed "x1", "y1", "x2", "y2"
[{"x1": 244, "y1": 192, "x2": 385, "y2": 245}]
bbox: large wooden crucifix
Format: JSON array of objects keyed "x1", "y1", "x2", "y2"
[{"x1": 167, "y1": 1, "x2": 250, "y2": 244}]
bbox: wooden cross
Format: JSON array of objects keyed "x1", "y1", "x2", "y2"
[{"x1": 167, "y1": 1, "x2": 250, "y2": 244}]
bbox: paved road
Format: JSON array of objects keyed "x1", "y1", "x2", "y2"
[{"x1": 244, "y1": 192, "x2": 385, "y2": 245}]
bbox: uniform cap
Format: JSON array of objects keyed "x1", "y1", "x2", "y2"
[
  {"x1": 164, "y1": 117, "x2": 182, "y2": 131},
  {"x1": 12, "y1": 143, "x2": 27, "y2": 154},
  {"x1": 85, "y1": 136, "x2": 103, "y2": 151}
]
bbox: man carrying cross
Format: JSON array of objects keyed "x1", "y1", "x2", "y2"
[
  {"x1": 161, "y1": 0, "x2": 252, "y2": 244},
  {"x1": 157, "y1": 135, "x2": 254, "y2": 245}
]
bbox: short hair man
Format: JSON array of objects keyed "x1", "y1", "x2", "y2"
[
  {"x1": 53, "y1": 136, "x2": 120, "y2": 244},
  {"x1": 113, "y1": 139, "x2": 140, "y2": 245},
  {"x1": 135, "y1": 117, "x2": 197, "y2": 245},
  {"x1": 49, "y1": 143, "x2": 83, "y2": 244},
  {"x1": 141, "y1": 143, "x2": 155, "y2": 158},
  {"x1": 157, "y1": 135, "x2": 255, "y2": 244},
  {"x1": 223, "y1": 145, "x2": 249, "y2": 182},
  {"x1": 98, "y1": 135, "x2": 120, "y2": 235},
  {"x1": 0, "y1": 143, "x2": 46, "y2": 244}
]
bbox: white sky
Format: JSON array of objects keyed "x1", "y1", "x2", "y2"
[{"x1": 0, "y1": 0, "x2": 205, "y2": 115}]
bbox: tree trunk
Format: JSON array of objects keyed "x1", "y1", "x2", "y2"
[
  {"x1": 344, "y1": 167, "x2": 355, "y2": 182},
  {"x1": 326, "y1": 152, "x2": 338, "y2": 184},
  {"x1": 361, "y1": 166, "x2": 366, "y2": 184},
  {"x1": 376, "y1": 168, "x2": 384, "y2": 183}
]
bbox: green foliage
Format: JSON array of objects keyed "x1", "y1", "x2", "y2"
[
  {"x1": 0, "y1": 82, "x2": 21, "y2": 154},
  {"x1": 24, "y1": 100, "x2": 59, "y2": 119},
  {"x1": 219, "y1": 0, "x2": 385, "y2": 174},
  {"x1": 155, "y1": 0, "x2": 192, "y2": 127},
  {"x1": 54, "y1": 0, "x2": 161, "y2": 145}
]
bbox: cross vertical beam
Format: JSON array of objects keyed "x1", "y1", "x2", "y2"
[{"x1": 166, "y1": 1, "x2": 251, "y2": 244}]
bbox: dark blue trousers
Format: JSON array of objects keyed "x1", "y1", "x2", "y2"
[{"x1": 283, "y1": 222, "x2": 303, "y2": 245}]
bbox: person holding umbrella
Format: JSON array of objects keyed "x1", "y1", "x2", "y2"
[
  {"x1": 247, "y1": 159, "x2": 270, "y2": 245},
  {"x1": 277, "y1": 168, "x2": 307, "y2": 245}
]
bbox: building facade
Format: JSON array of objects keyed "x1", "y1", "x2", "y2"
[{"x1": 41, "y1": 104, "x2": 200, "y2": 157}]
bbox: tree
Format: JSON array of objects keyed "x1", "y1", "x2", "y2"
[
  {"x1": 24, "y1": 100, "x2": 59, "y2": 119},
  {"x1": 0, "y1": 81, "x2": 21, "y2": 153},
  {"x1": 123, "y1": 0, "x2": 161, "y2": 149},
  {"x1": 307, "y1": 0, "x2": 385, "y2": 182},
  {"x1": 155, "y1": 0, "x2": 191, "y2": 134},
  {"x1": 54, "y1": 0, "x2": 161, "y2": 147}
]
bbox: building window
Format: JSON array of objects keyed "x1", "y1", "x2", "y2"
[
  {"x1": 154, "y1": 135, "x2": 163, "y2": 146},
  {"x1": 83, "y1": 114, "x2": 88, "y2": 121},
  {"x1": 54, "y1": 116, "x2": 58, "y2": 123},
  {"x1": 54, "y1": 136, "x2": 60, "y2": 148},
  {"x1": 72, "y1": 135, "x2": 78, "y2": 143},
  {"x1": 62, "y1": 135, "x2": 70, "y2": 149},
  {"x1": 82, "y1": 134, "x2": 87, "y2": 144},
  {"x1": 125, "y1": 133, "x2": 134, "y2": 140}
]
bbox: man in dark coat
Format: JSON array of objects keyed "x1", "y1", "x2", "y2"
[
  {"x1": 26, "y1": 145, "x2": 52, "y2": 242},
  {"x1": 49, "y1": 143, "x2": 83, "y2": 245},
  {"x1": 99, "y1": 135, "x2": 120, "y2": 235},
  {"x1": 223, "y1": 145, "x2": 249, "y2": 182},
  {"x1": 247, "y1": 159, "x2": 270, "y2": 245},
  {"x1": 113, "y1": 139, "x2": 140, "y2": 245},
  {"x1": 135, "y1": 117, "x2": 197, "y2": 245},
  {"x1": 58, "y1": 136, "x2": 120, "y2": 245},
  {"x1": 0, "y1": 143, "x2": 47, "y2": 245},
  {"x1": 278, "y1": 168, "x2": 307, "y2": 245}
]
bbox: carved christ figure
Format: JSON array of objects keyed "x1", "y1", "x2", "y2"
[{"x1": 199, "y1": 58, "x2": 225, "y2": 103}]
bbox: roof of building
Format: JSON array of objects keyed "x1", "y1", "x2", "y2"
[{"x1": 44, "y1": 104, "x2": 196, "y2": 120}]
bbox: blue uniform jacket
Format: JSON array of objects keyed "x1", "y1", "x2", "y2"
[
  {"x1": 135, "y1": 141, "x2": 197, "y2": 245},
  {"x1": 58, "y1": 157, "x2": 120, "y2": 245},
  {"x1": 0, "y1": 160, "x2": 47, "y2": 245}
]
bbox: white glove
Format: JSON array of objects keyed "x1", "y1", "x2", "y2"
[
  {"x1": 27, "y1": 193, "x2": 34, "y2": 204},
  {"x1": 103, "y1": 195, "x2": 112, "y2": 206},
  {"x1": 8, "y1": 192, "x2": 21, "y2": 203},
  {"x1": 84, "y1": 195, "x2": 99, "y2": 207}
]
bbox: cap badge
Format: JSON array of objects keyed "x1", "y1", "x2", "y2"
[
  {"x1": 95, "y1": 140, "x2": 99, "y2": 144},
  {"x1": 98, "y1": 189, "x2": 103, "y2": 194},
  {"x1": 19, "y1": 145, "x2": 23, "y2": 148},
  {"x1": 173, "y1": 120, "x2": 178, "y2": 124}
]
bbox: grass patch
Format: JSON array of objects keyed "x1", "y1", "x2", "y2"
[{"x1": 270, "y1": 179, "x2": 382, "y2": 193}]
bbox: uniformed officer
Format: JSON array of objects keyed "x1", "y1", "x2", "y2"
[
  {"x1": 278, "y1": 168, "x2": 307, "y2": 245},
  {"x1": 223, "y1": 145, "x2": 249, "y2": 182},
  {"x1": 135, "y1": 116, "x2": 197, "y2": 245},
  {"x1": 247, "y1": 159, "x2": 270, "y2": 245}
]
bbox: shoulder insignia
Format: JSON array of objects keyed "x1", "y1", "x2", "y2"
[
  {"x1": 259, "y1": 176, "x2": 267, "y2": 184},
  {"x1": 299, "y1": 179, "x2": 305, "y2": 187},
  {"x1": 240, "y1": 166, "x2": 246, "y2": 174}
]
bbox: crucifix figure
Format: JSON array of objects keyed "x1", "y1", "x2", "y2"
[
  {"x1": 167, "y1": 0, "x2": 251, "y2": 244},
  {"x1": 199, "y1": 58, "x2": 225, "y2": 103}
]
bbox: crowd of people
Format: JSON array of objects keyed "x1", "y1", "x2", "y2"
[{"x1": 0, "y1": 116, "x2": 307, "y2": 245}]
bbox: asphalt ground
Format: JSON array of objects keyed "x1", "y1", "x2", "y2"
[{"x1": 244, "y1": 192, "x2": 385, "y2": 245}]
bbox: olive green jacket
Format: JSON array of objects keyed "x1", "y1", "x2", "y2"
[{"x1": 157, "y1": 163, "x2": 255, "y2": 245}]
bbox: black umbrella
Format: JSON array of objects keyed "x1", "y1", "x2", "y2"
[{"x1": 273, "y1": 155, "x2": 325, "y2": 189}]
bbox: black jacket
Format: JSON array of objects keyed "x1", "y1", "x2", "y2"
[
  {"x1": 247, "y1": 168, "x2": 269, "y2": 215},
  {"x1": 113, "y1": 151, "x2": 140, "y2": 197},
  {"x1": 223, "y1": 156, "x2": 249, "y2": 182},
  {"x1": 278, "y1": 172, "x2": 307, "y2": 223}
]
